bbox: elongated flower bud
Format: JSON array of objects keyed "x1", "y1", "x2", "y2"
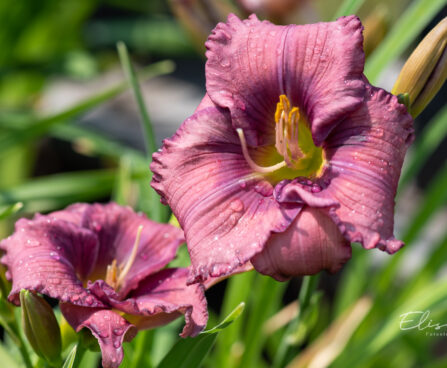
[
  {"x1": 169, "y1": 0, "x2": 237, "y2": 51},
  {"x1": 363, "y1": 6, "x2": 388, "y2": 57},
  {"x1": 392, "y1": 17, "x2": 447, "y2": 117},
  {"x1": 20, "y1": 290, "x2": 62, "y2": 366}
]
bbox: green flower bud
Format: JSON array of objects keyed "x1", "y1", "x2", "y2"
[
  {"x1": 20, "y1": 290, "x2": 62, "y2": 366},
  {"x1": 392, "y1": 17, "x2": 447, "y2": 117},
  {"x1": 363, "y1": 6, "x2": 388, "y2": 57}
]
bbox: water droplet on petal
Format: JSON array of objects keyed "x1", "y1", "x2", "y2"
[
  {"x1": 100, "y1": 331, "x2": 109, "y2": 338},
  {"x1": 220, "y1": 58, "x2": 230, "y2": 68},
  {"x1": 26, "y1": 239, "x2": 41, "y2": 247},
  {"x1": 230, "y1": 199, "x2": 244, "y2": 212}
]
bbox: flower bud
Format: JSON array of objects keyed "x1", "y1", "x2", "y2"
[
  {"x1": 392, "y1": 17, "x2": 447, "y2": 117},
  {"x1": 236, "y1": 0, "x2": 303, "y2": 23},
  {"x1": 363, "y1": 6, "x2": 388, "y2": 57},
  {"x1": 20, "y1": 290, "x2": 62, "y2": 366},
  {"x1": 169, "y1": 0, "x2": 238, "y2": 51}
]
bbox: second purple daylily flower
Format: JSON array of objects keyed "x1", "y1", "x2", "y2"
[
  {"x1": 0, "y1": 203, "x2": 207, "y2": 368},
  {"x1": 151, "y1": 14, "x2": 414, "y2": 282}
]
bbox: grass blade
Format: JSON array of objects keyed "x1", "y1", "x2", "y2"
[
  {"x1": 365, "y1": 0, "x2": 447, "y2": 83},
  {"x1": 113, "y1": 155, "x2": 134, "y2": 206},
  {"x1": 375, "y1": 162, "x2": 447, "y2": 294},
  {"x1": 157, "y1": 303, "x2": 245, "y2": 368},
  {"x1": 0, "y1": 202, "x2": 23, "y2": 220},
  {"x1": 62, "y1": 344, "x2": 78, "y2": 368},
  {"x1": 239, "y1": 275, "x2": 286, "y2": 368},
  {"x1": 332, "y1": 0, "x2": 366, "y2": 19},
  {"x1": 399, "y1": 105, "x2": 447, "y2": 190},
  {"x1": 117, "y1": 41, "x2": 157, "y2": 157},
  {"x1": 0, "y1": 60, "x2": 174, "y2": 156},
  {"x1": 0, "y1": 169, "x2": 146, "y2": 213},
  {"x1": 214, "y1": 271, "x2": 255, "y2": 368}
]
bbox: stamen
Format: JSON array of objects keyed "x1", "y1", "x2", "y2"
[
  {"x1": 236, "y1": 128, "x2": 286, "y2": 174},
  {"x1": 105, "y1": 259, "x2": 118, "y2": 289},
  {"x1": 274, "y1": 95, "x2": 305, "y2": 168},
  {"x1": 116, "y1": 225, "x2": 144, "y2": 289}
]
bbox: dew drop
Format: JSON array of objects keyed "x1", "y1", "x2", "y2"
[
  {"x1": 26, "y1": 239, "x2": 41, "y2": 247},
  {"x1": 254, "y1": 182, "x2": 273, "y2": 197},
  {"x1": 100, "y1": 331, "x2": 109, "y2": 338},
  {"x1": 113, "y1": 328, "x2": 123, "y2": 336},
  {"x1": 229, "y1": 199, "x2": 244, "y2": 212},
  {"x1": 220, "y1": 58, "x2": 230, "y2": 68}
]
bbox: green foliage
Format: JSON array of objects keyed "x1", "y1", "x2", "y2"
[{"x1": 157, "y1": 304, "x2": 245, "y2": 368}]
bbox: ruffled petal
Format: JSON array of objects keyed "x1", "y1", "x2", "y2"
[
  {"x1": 86, "y1": 268, "x2": 208, "y2": 337},
  {"x1": 0, "y1": 217, "x2": 104, "y2": 307},
  {"x1": 151, "y1": 107, "x2": 299, "y2": 283},
  {"x1": 251, "y1": 207, "x2": 351, "y2": 281},
  {"x1": 60, "y1": 304, "x2": 137, "y2": 368},
  {"x1": 205, "y1": 13, "x2": 365, "y2": 146},
  {"x1": 51, "y1": 203, "x2": 184, "y2": 297},
  {"x1": 276, "y1": 86, "x2": 414, "y2": 253}
]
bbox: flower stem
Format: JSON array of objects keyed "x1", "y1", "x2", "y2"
[
  {"x1": 129, "y1": 330, "x2": 154, "y2": 368},
  {"x1": 272, "y1": 275, "x2": 320, "y2": 368},
  {"x1": 17, "y1": 335, "x2": 33, "y2": 368}
]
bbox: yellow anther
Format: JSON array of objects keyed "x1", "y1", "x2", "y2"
[{"x1": 105, "y1": 259, "x2": 118, "y2": 289}]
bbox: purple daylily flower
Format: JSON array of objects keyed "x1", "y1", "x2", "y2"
[
  {"x1": 0, "y1": 203, "x2": 208, "y2": 368},
  {"x1": 151, "y1": 14, "x2": 414, "y2": 283}
]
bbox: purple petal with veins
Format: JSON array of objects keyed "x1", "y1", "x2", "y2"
[
  {"x1": 205, "y1": 14, "x2": 365, "y2": 146},
  {"x1": 151, "y1": 107, "x2": 299, "y2": 283},
  {"x1": 60, "y1": 304, "x2": 137, "y2": 368},
  {"x1": 152, "y1": 14, "x2": 414, "y2": 283}
]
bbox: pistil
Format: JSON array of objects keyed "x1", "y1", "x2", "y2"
[
  {"x1": 105, "y1": 225, "x2": 144, "y2": 291},
  {"x1": 236, "y1": 129, "x2": 287, "y2": 173}
]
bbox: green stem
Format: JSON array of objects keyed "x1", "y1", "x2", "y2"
[
  {"x1": 272, "y1": 275, "x2": 320, "y2": 368},
  {"x1": 129, "y1": 330, "x2": 154, "y2": 368},
  {"x1": 17, "y1": 335, "x2": 33, "y2": 368}
]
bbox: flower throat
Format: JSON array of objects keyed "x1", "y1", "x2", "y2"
[{"x1": 237, "y1": 95, "x2": 324, "y2": 178}]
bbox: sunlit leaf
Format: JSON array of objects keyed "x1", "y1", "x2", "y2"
[
  {"x1": 332, "y1": 0, "x2": 366, "y2": 19},
  {"x1": 0, "y1": 202, "x2": 23, "y2": 220},
  {"x1": 157, "y1": 303, "x2": 245, "y2": 368},
  {"x1": 62, "y1": 344, "x2": 78, "y2": 368},
  {"x1": 365, "y1": 0, "x2": 447, "y2": 82}
]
